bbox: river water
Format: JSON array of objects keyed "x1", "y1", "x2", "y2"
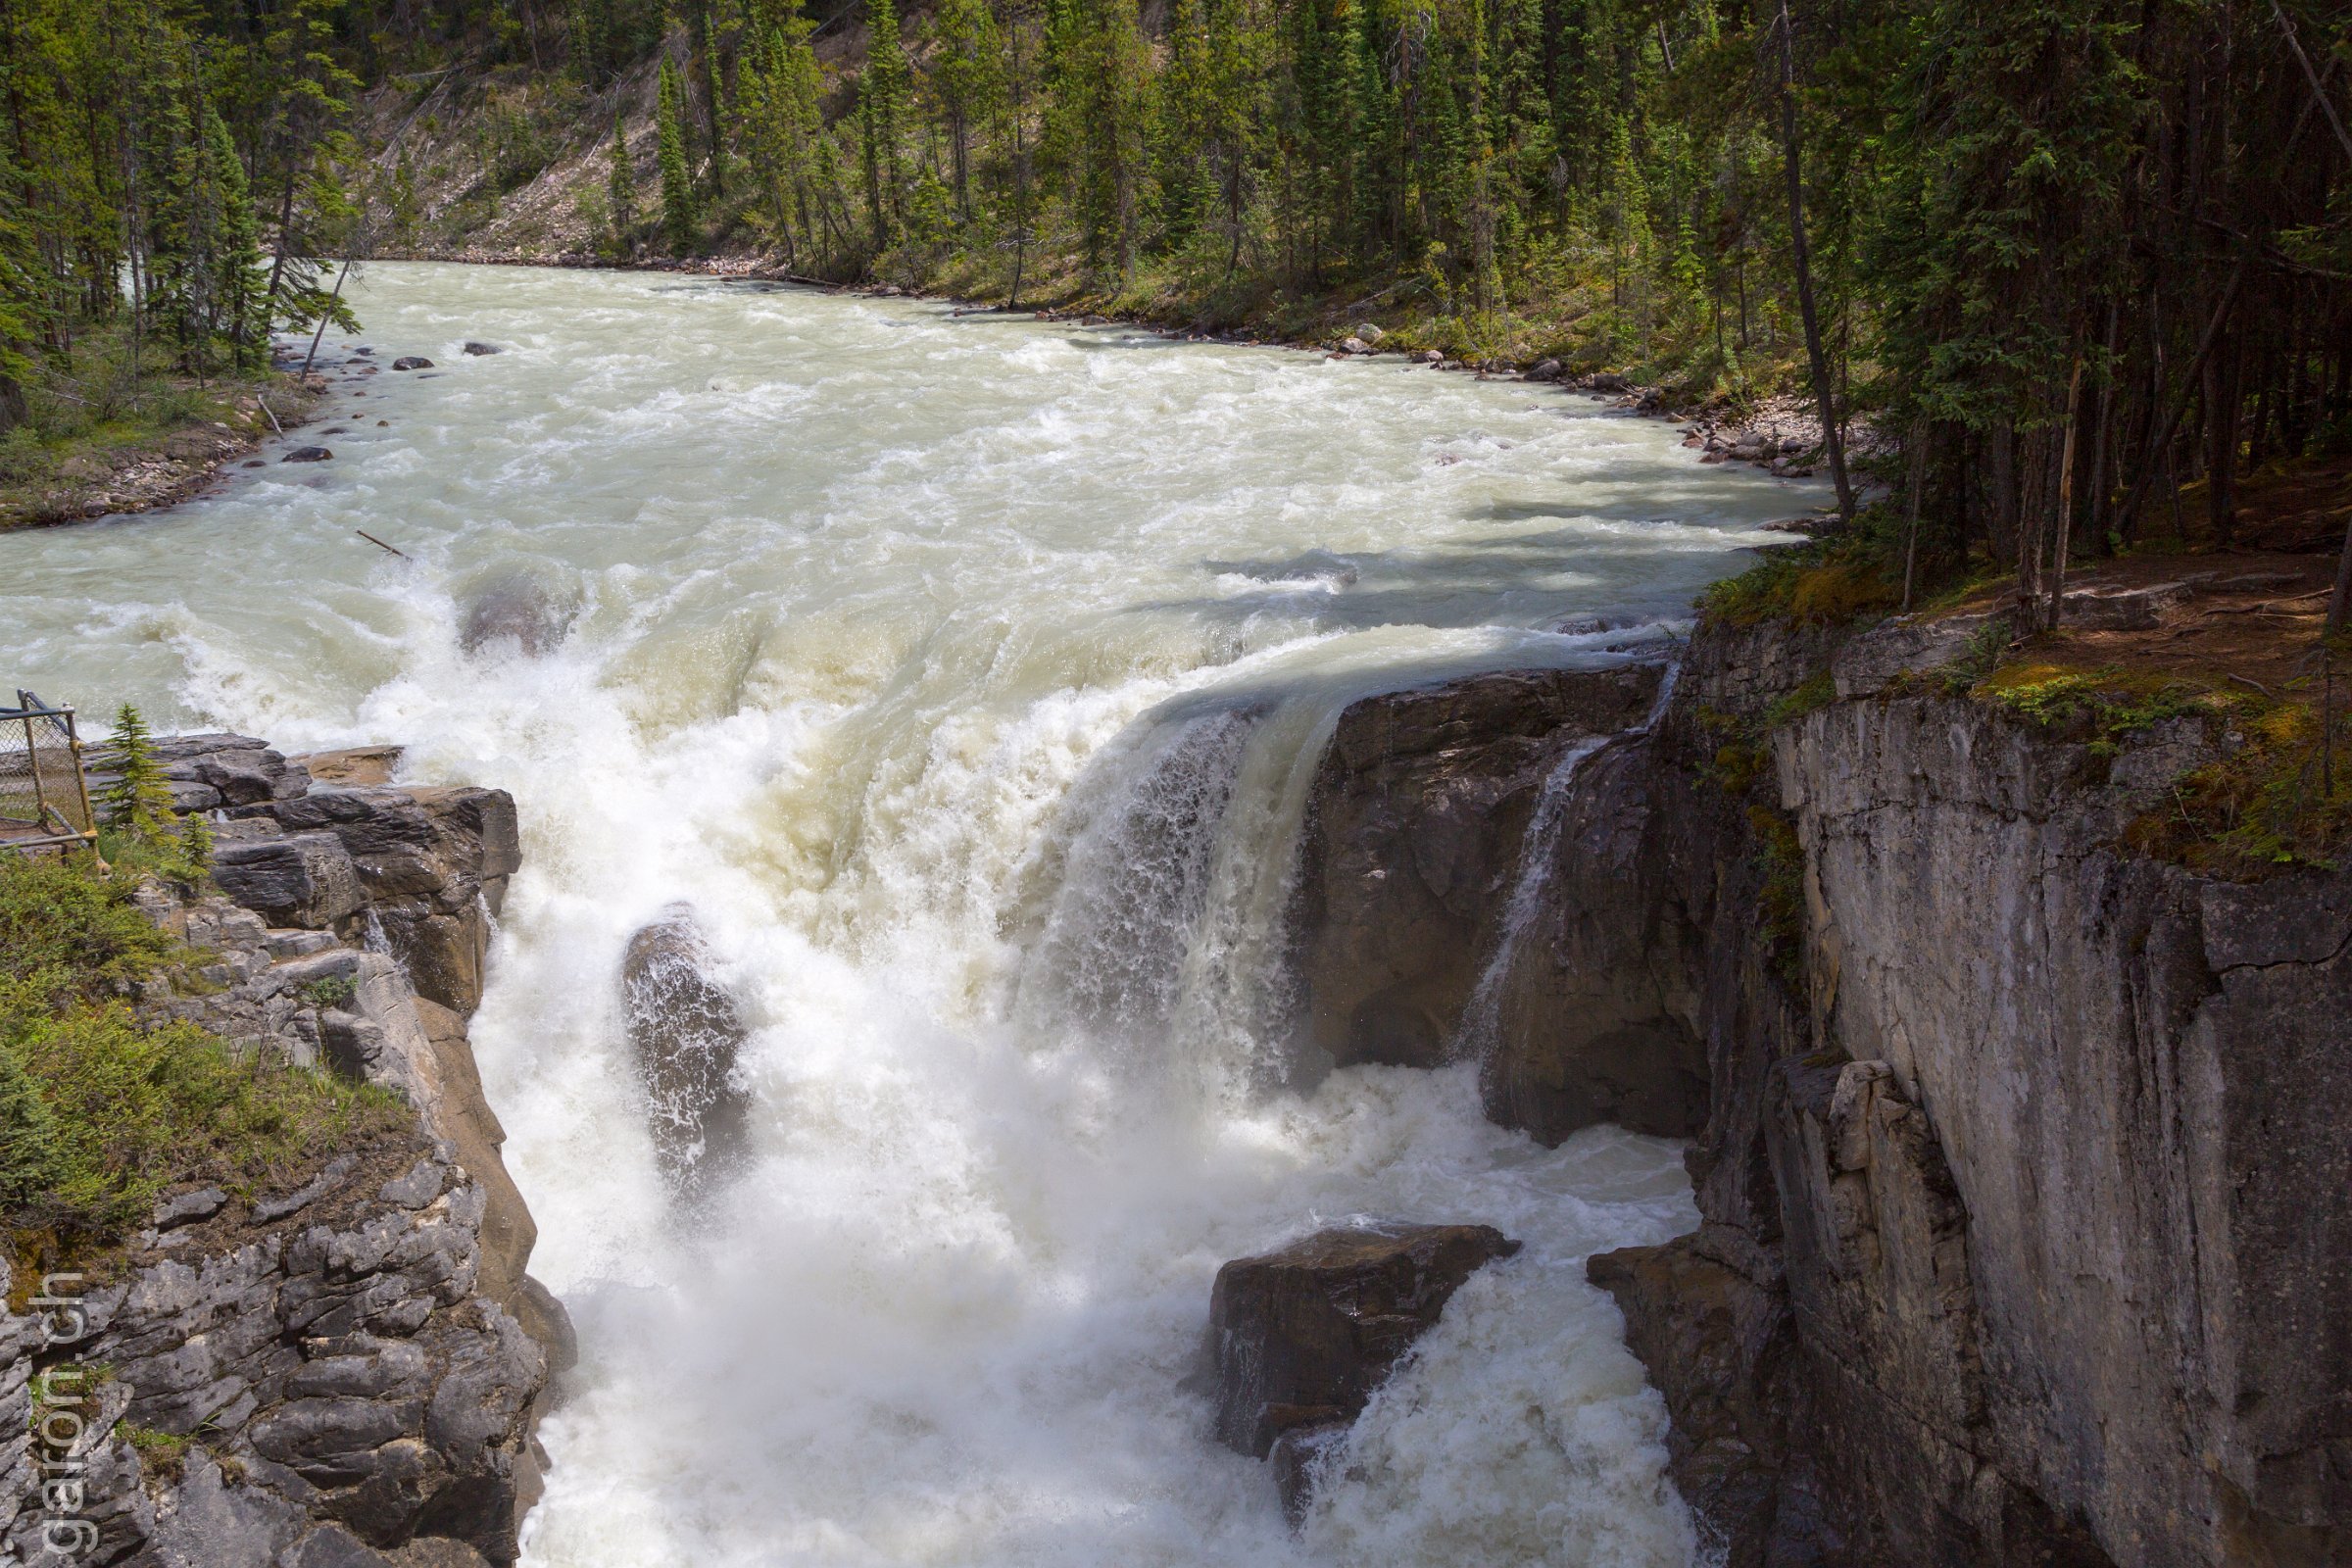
[{"x1": 0, "y1": 263, "x2": 1824, "y2": 1567}]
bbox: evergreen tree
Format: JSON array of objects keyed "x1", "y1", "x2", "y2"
[
  {"x1": 658, "y1": 55, "x2": 702, "y2": 253},
  {"x1": 683, "y1": 0, "x2": 729, "y2": 196},
  {"x1": 859, "y1": 0, "x2": 914, "y2": 242},
  {"x1": 101, "y1": 705, "x2": 174, "y2": 841},
  {"x1": 609, "y1": 115, "x2": 639, "y2": 255},
  {"x1": 927, "y1": 0, "x2": 1004, "y2": 220},
  {"x1": 744, "y1": 22, "x2": 827, "y2": 266}
]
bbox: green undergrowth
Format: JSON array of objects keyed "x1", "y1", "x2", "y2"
[
  {"x1": 1, "y1": 853, "x2": 406, "y2": 1248},
  {"x1": 2122, "y1": 683, "x2": 2352, "y2": 875},
  {"x1": 119, "y1": 1422, "x2": 193, "y2": 1481},
  {"x1": 1974, "y1": 663, "x2": 2221, "y2": 756},
  {"x1": 1697, "y1": 506, "x2": 1910, "y2": 630},
  {"x1": 1958, "y1": 656, "x2": 2352, "y2": 875},
  {"x1": 0, "y1": 320, "x2": 301, "y2": 531}
]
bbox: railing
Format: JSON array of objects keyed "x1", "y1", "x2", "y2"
[{"x1": 0, "y1": 691, "x2": 99, "y2": 854}]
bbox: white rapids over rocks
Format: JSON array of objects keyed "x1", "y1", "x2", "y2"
[{"x1": 0, "y1": 262, "x2": 1828, "y2": 1567}]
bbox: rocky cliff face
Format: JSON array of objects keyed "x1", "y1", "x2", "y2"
[
  {"x1": 4, "y1": 739, "x2": 565, "y2": 1568},
  {"x1": 1290, "y1": 624, "x2": 2350, "y2": 1567}
]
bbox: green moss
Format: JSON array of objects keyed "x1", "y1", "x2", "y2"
[
  {"x1": 1763, "y1": 671, "x2": 1837, "y2": 730},
  {"x1": 1978, "y1": 663, "x2": 2220, "y2": 756},
  {"x1": 118, "y1": 1422, "x2": 192, "y2": 1480},
  {"x1": 1697, "y1": 515, "x2": 1909, "y2": 631},
  {"x1": 0, "y1": 854, "x2": 407, "y2": 1245},
  {"x1": 2125, "y1": 692, "x2": 2352, "y2": 875}
]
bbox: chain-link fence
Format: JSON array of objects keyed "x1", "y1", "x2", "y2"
[{"x1": 0, "y1": 691, "x2": 98, "y2": 853}]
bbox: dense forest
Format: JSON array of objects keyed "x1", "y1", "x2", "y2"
[{"x1": 3, "y1": 0, "x2": 2350, "y2": 611}]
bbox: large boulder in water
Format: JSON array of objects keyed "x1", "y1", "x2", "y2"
[
  {"x1": 461, "y1": 572, "x2": 573, "y2": 657},
  {"x1": 1285, "y1": 664, "x2": 1662, "y2": 1074},
  {"x1": 1209, "y1": 1223, "x2": 1520, "y2": 1521},
  {"x1": 621, "y1": 907, "x2": 753, "y2": 1197}
]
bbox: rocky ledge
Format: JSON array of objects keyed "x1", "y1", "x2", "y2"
[
  {"x1": 1278, "y1": 625, "x2": 2349, "y2": 1565},
  {"x1": 1207, "y1": 1224, "x2": 1520, "y2": 1523},
  {"x1": 3, "y1": 736, "x2": 566, "y2": 1567}
]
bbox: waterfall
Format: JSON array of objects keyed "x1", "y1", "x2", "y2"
[
  {"x1": 1450, "y1": 658, "x2": 1684, "y2": 1063},
  {"x1": 0, "y1": 262, "x2": 1831, "y2": 1568}
]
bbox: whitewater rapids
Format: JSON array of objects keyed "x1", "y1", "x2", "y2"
[{"x1": 0, "y1": 262, "x2": 1828, "y2": 1567}]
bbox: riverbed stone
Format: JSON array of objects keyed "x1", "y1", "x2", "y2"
[
  {"x1": 393, "y1": 357, "x2": 434, "y2": 370},
  {"x1": 620, "y1": 906, "x2": 754, "y2": 1198},
  {"x1": 1208, "y1": 1222, "x2": 1520, "y2": 1459}
]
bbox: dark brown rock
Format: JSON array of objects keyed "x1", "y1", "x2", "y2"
[
  {"x1": 1208, "y1": 1222, "x2": 1520, "y2": 1459},
  {"x1": 1269, "y1": 1420, "x2": 1349, "y2": 1526},
  {"x1": 1481, "y1": 733, "x2": 1708, "y2": 1142},
  {"x1": 621, "y1": 907, "x2": 754, "y2": 1199},
  {"x1": 1286, "y1": 663, "x2": 1662, "y2": 1075}
]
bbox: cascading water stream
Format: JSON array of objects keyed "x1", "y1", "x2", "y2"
[
  {"x1": 0, "y1": 263, "x2": 1827, "y2": 1567},
  {"x1": 1449, "y1": 656, "x2": 1685, "y2": 1066}
]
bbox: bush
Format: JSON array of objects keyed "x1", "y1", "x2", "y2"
[
  {"x1": 1697, "y1": 533, "x2": 1903, "y2": 629},
  {"x1": 0, "y1": 855, "x2": 405, "y2": 1242}
]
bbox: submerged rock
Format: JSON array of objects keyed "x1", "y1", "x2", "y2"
[
  {"x1": 459, "y1": 573, "x2": 574, "y2": 657},
  {"x1": 281, "y1": 445, "x2": 332, "y2": 463},
  {"x1": 620, "y1": 907, "x2": 754, "y2": 1199},
  {"x1": 393, "y1": 355, "x2": 435, "y2": 370},
  {"x1": 462, "y1": 341, "x2": 503, "y2": 356},
  {"x1": 1208, "y1": 1223, "x2": 1519, "y2": 1520}
]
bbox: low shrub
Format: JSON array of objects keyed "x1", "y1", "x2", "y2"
[{"x1": 0, "y1": 854, "x2": 405, "y2": 1244}]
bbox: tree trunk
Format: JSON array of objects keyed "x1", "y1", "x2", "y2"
[
  {"x1": 1770, "y1": 0, "x2": 1854, "y2": 525},
  {"x1": 1987, "y1": 421, "x2": 2019, "y2": 568},
  {"x1": 2085, "y1": 299, "x2": 2122, "y2": 554},
  {"x1": 2116, "y1": 258, "x2": 2245, "y2": 536},
  {"x1": 2207, "y1": 329, "x2": 2242, "y2": 542}
]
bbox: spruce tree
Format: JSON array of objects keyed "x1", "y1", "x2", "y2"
[
  {"x1": 743, "y1": 22, "x2": 827, "y2": 267},
  {"x1": 658, "y1": 56, "x2": 701, "y2": 253},
  {"x1": 859, "y1": 0, "x2": 913, "y2": 243},
  {"x1": 101, "y1": 705, "x2": 175, "y2": 841},
  {"x1": 609, "y1": 115, "x2": 639, "y2": 255},
  {"x1": 203, "y1": 110, "x2": 270, "y2": 372},
  {"x1": 928, "y1": 0, "x2": 1004, "y2": 220}
]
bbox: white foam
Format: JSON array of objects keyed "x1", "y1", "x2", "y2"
[{"x1": 0, "y1": 263, "x2": 1826, "y2": 1566}]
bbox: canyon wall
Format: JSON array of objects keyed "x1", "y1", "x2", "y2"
[
  {"x1": 1293, "y1": 627, "x2": 2350, "y2": 1567},
  {"x1": 3, "y1": 741, "x2": 566, "y2": 1568}
]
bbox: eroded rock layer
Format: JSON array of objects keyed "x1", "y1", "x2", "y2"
[{"x1": 3, "y1": 739, "x2": 565, "y2": 1567}]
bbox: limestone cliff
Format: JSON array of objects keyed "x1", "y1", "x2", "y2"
[
  {"x1": 3, "y1": 740, "x2": 566, "y2": 1568},
  {"x1": 1289, "y1": 625, "x2": 2351, "y2": 1566}
]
